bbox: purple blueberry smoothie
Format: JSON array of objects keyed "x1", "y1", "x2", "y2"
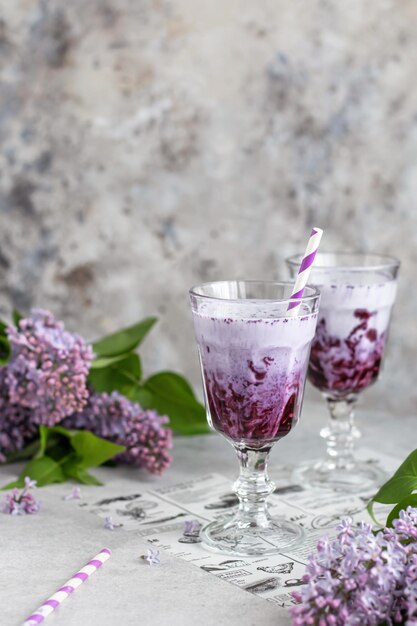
[
  {"x1": 192, "y1": 312, "x2": 318, "y2": 448},
  {"x1": 308, "y1": 279, "x2": 397, "y2": 398}
]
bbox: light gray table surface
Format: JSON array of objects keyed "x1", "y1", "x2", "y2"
[{"x1": 0, "y1": 401, "x2": 415, "y2": 626}]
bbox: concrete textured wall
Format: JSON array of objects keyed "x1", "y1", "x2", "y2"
[{"x1": 0, "y1": 0, "x2": 416, "y2": 415}]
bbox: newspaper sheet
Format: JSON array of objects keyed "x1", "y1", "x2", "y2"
[{"x1": 79, "y1": 449, "x2": 398, "y2": 608}]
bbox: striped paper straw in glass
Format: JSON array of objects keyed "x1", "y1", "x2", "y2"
[
  {"x1": 22, "y1": 548, "x2": 111, "y2": 626},
  {"x1": 287, "y1": 227, "x2": 323, "y2": 316}
]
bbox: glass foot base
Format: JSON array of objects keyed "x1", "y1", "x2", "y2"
[
  {"x1": 200, "y1": 515, "x2": 304, "y2": 557},
  {"x1": 293, "y1": 458, "x2": 388, "y2": 493}
]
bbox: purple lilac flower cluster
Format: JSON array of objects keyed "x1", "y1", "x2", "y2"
[
  {"x1": 394, "y1": 508, "x2": 417, "y2": 624},
  {"x1": 291, "y1": 509, "x2": 417, "y2": 626},
  {"x1": 0, "y1": 310, "x2": 173, "y2": 475},
  {"x1": 0, "y1": 368, "x2": 37, "y2": 462},
  {"x1": 1, "y1": 477, "x2": 40, "y2": 515},
  {"x1": 64, "y1": 391, "x2": 173, "y2": 475},
  {"x1": 5, "y1": 309, "x2": 94, "y2": 425}
]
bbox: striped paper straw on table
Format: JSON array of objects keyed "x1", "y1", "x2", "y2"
[
  {"x1": 22, "y1": 548, "x2": 111, "y2": 626},
  {"x1": 287, "y1": 227, "x2": 323, "y2": 316}
]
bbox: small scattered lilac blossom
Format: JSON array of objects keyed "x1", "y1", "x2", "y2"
[
  {"x1": 143, "y1": 547, "x2": 160, "y2": 566},
  {"x1": 183, "y1": 519, "x2": 202, "y2": 537},
  {"x1": 104, "y1": 516, "x2": 123, "y2": 530},
  {"x1": 1, "y1": 476, "x2": 40, "y2": 515},
  {"x1": 63, "y1": 486, "x2": 81, "y2": 501},
  {"x1": 0, "y1": 368, "x2": 37, "y2": 462},
  {"x1": 64, "y1": 391, "x2": 173, "y2": 475},
  {"x1": 290, "y1": 509, "x2": 417, "y2": 626},
  {"x1": 24, "y1": 476, "x2": 37, "y2": 489},
  {"x1": 5, "y1": 309, "x2": 93, "y2": 425}
]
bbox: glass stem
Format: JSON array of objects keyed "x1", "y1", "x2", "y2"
[
  {"x1": 233, "y1": 447, "x2": 275, "y2": 528},
  {"x1": 321, "y1": 397, "x2": 360, "y2": 469}
]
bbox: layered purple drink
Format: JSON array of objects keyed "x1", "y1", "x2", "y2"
[
  {"x1": 190, "y1": 281, "x2": 320, "y2": 557},
  {"x1": 286, "y1": 254, "x2": 400, "y2": 491},
  {"x1": 308, "y1": 280, "x2": 397, "y2": 399},
  {"x1": 192, "y1": 312, "x2": 318, "y2": 448}
]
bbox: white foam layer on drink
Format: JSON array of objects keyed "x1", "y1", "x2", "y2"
[
  {"x1": 314, "y1": 278, "x2": 397, "y2": 337},
  {"x1": 192, "y1": 298, "x2": 316, "y2": 323},
  {"x1": 193, "y1": 311, "x2": 318, "y2": 351}
]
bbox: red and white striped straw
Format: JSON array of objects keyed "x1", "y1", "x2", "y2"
[
  {"x1": 22, "y1": 548, "x2": 111, "y2": 626},
  {"x1": 287, "y1": 227, "x2": 323, "y2": 316}
]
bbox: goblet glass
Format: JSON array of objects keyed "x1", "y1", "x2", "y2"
[
  {"x1": 189, "y1": 280, "x2": 320, "y2": 556},
  {"x1": 286, "y1": 253, "x2": 400, "y2": 491}
]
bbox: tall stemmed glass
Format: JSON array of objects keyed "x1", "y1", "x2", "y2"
[
  {"x1": 286, "y1": 253, "x2": 400, "y2": 491},
  {"x1": 189, "y1": 280, "x2": 320, "y2": 556}
]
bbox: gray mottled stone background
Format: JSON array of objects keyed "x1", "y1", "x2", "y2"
[{"x1": 0, "y1": 0, "x2": 416, "y2": 415}]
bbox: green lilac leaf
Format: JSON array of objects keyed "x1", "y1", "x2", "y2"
[
  {"x1": 43, "y1": 440, "x2": 74, "y2": 463},
  {"x1": 0, "y1": 320, "x2": 10, "y2": 364},
  {"x1": 372, "y1": 449, "x2": 417, "y2": 504},
  {"x1": 70, "y1": 430, "x2": 125, "y2": 469},
  {"x1": 74, "y1": 468, "x2": 103, "y2": 486},
  {"x1": 62, "y1": 459, "x2": 103, "y2": 486},
  {"x1": 3, "y1": 427, "x2": 123, "y2": 488},
  {"x1": 90, "y1": 353, "x2": 137, "y2": 370},
  {"x1": 160, "y1": 371, "x2": 196, "y2": 397},
  {"x1": 22, "y1": 456, "x2": 66, "y2": 486},
  {"x1": 129, "y1": 386, "x2": 152, "y2": 406},
  {"x1": 12, "y1": 309, "x2": 23, "y2": 327},
  {"x1": 2, "y1": 456, "x2": 65, "y2": 489},
  {"x1": 0, "y1": 480, "x2": 21, "y2": 490},
  {"x1": 386, "y1": 493, "x2": 417, "y2": 527},
  {"x1": 366, "y1": 499, "x2": 389, "y2": 528},
  {"x1": 92, "y1": 317, "x2": 157, "y2": 357},
  {"x1": 135, "y1": 371, "x2": 209, "y2": 435},
  {"x1": 88, "y1": 353, "x2": 141, "y2": 394},
  {"x1": 0, "y1": 336, "x2": 11, "y2": 365},
  {"x1": 366, "y1": 499, "x2": 380, "y2": 526},
  {"x1": 145, "y1": 371, "x2": 200, "y2": 401},
  {"x1": 37, "y1": 425, "x2": 77, "y2": 458}
]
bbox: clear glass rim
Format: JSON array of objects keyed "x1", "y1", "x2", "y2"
[
  {"x1": 189, "y1": 279, "x2": 320, "y2": 305},
  {"x1": 286, "y1": 252, "x2": 401, "y2": 272}
]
